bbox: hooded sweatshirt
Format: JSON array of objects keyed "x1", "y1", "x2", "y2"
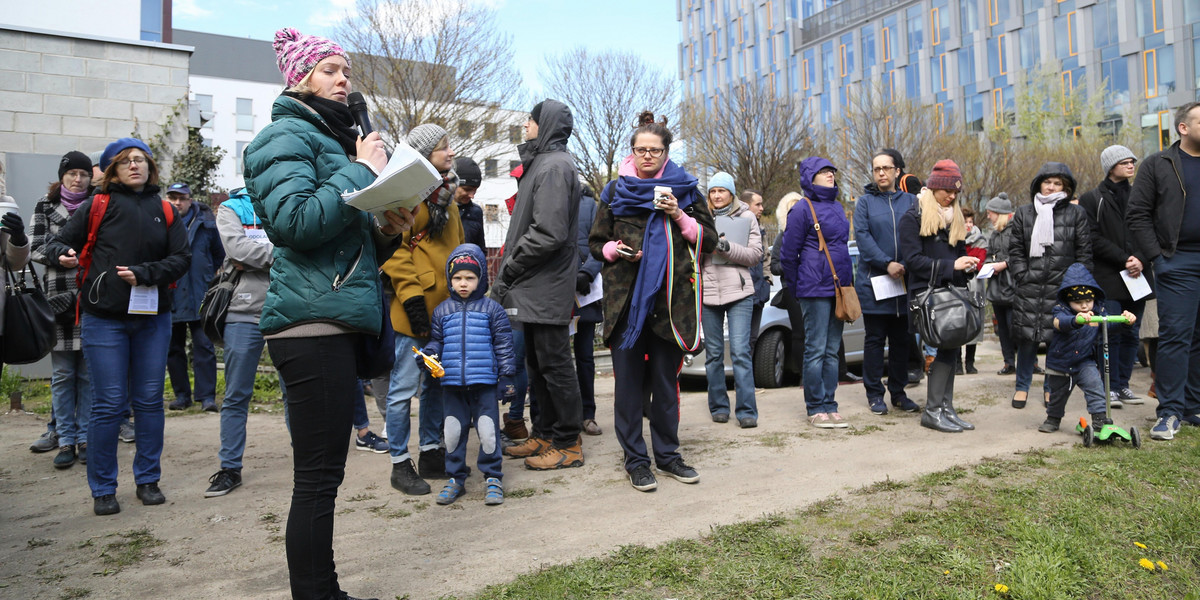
[
  {"x1": 424, "y1": 243, "x2": 516, "y2": 387},
  {"x1": 780, "y1": 157, "x2": 853, "y2": 299}
]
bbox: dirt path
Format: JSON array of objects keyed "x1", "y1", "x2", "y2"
[{"x1": 0, "y1": 342, "x2": 1158, "y2": 600}]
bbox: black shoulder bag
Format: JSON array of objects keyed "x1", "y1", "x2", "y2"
[
  {"x1": 4, "y1": 262, "x2": 56, "y2": 364},
  {"x1": 909, "y1": 259, "x2": 984, "y2": 349}
]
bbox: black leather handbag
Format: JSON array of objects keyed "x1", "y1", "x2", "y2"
[
  {"x1": 4, "y1": 263, "x2": 56, "y2": 364},
  {"x1": 909, "y1": 260, "x2": 984, "y2": 349},
  {"x1": 199, "y1": 265, "x2": 241, "y2": 346}
]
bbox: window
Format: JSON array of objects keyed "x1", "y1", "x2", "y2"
[
  {"x1": 861, "y1": 25, "x2": 876, "y2": 70},
  {"x1": 1061, "y1": 70, "x2": 1073, "y2": 113},
  {"x1": 235, "y1": 141, "x2": 248, "y2": 175},
  {"x1": 1137, "y1": 0, "x2": 1164, "y2": 36},
  {"x1": 458, "y1": 119, "x2": 473, "y2": 139},
  {"x1": 484, "y1": 122, "x2": 498, "y2": 141},
  {"x1": 1054, "y1": 12, "x2": 1077, "y2": 59},
  {"x1": 484, "y1": 159, "x2": 498, "y2": 178},
  {"x1": 508, "y1": 125, "x2": 522, "y2": 144},
  {"x1": 196, "y1": 94, "x2": 213, "y2": 129},
  {"x1": 1094, "y1": 0, "x2": 1118, "y2": 49},
  {"x1": 140, "y1": 0, "x2": 163, "y2": 42},
  {"x1": 907, "y1": 6, "x2": 924, "y2": 53},
  {"x1": 803, "y1": 48, "x2": 815, "y2": 89},
  {"x1": 961, "y1": 0, "x2": 979, "y2": 32},
  {"x1": 1019, "y1": 23, "x2": 1038, "y2": 69},
  {"x1": 958, "y1": 46, "x2": 977, "y2": 85},
  {"x1": 993, "y1": 87, "x2": 1004, "y2": 128},
  {"x1": 1102, "y1": 53, "x2": 1130, "y2": 107},
  {"x1": 839, "y1": 32, "x2": 854, "y2": 77},
  {"x1": 905, "y1": 63, "x2": 921, "y2": 98},
  {"x1": 988, "y1": 0, "x2": 1010, "y2": 26},
  {"x1": 882, "y1": 26, "x2": 892, "y2": 61},
  {"x1": 882, "y1": 15, "x2": 897, "y2": 63},
  {"x1": 1022, "y1": 0, "x2": 1043, "y2": 13},
  {"x1": 931, "y1": 1, "x2": 949, "y2": 46},
  {"x1": 966, "y1": 92, "x2": 985, "y2": 132},
  {"x1": 235, "y1": 98, "x2": 253, "y2": 132},
  {"x1": 988, "y1": 33, "x2": 1007, "y2": 76},
  {"x1": 822, "y1": 41, "x2": 836, "y2": 83},
  {"x1": 1142, "y1": 46, "x2": 1176, "y2": 98},
  {"x1": 938, "y1": 53, "x2": 949, "y2": 90},
  {"x1": 998, "y1": 34, "x2": 1007, "y2": 75},
  {"x1": 802, "y1": 57, "x2": 810, "y2": 90}
]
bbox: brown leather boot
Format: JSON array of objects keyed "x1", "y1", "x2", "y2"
[
  {"x1": 502, "y1": 414, "x2": 529, "y2": 441},
  {"x1": 524, "y1": 440, "x2": 584, "y2": 470},
  {"x1": 503, "y1": 436, "x2": 550, "y2": 459}
]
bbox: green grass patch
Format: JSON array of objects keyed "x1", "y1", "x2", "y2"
[
  {"x1": 99, "y1": 528, "x2": 162, "y2": 570},
  {"x1": 848, "y1": 425, "x2": 884, "y2": 436},
  {"x1": 460, "y1": 429, "x2": 1200, "y2": 599}
]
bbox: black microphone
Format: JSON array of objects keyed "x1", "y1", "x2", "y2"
[{"x1": 347, "y1": 92, "x2": 373, "y2": 136}]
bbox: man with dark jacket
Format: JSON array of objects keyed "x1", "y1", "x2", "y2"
[
  {"x1": 454, "y1": 157, "x2": 486, "y2": 250},
  {"x1": 854, "y1": 150, "x2": 919, "y2": 416},
  {"x1": 1128, "y1": 102, "x2": 1200, "y2": 440},
  {"x1": 1078, "y1": 145, "x2": 1149, "y2": 405},
  {"x1": 494, "y1": 99, "x2": 585, "y2": 470},
  {"x1": 165, "y1": 183, "x2": 225, "y2": 412}
]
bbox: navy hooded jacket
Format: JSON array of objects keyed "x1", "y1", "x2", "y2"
[
  {"x1": 424, "y1": 243, "x2": 517, "y2": 387},
  {"x1": 1046, "y1": 263, "x2": 1107, "y2": 374}
]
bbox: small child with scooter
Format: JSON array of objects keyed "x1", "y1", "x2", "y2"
[{"x1": 1038, "y1": 263, "x2": 1136, "y2": 433}]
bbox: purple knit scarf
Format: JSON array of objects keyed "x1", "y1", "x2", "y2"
[{"x1": 59, "y1": 187, "x2": 88, "y2": 213}]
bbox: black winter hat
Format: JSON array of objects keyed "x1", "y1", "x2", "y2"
[
  {"x1": 1064, "y1": 285, "x2": 1096, "y2": 303},
  {"x1": 58, "y1": 151, "x2": 92, "y2": 180},
  {"x1": 448, "y1": 253, "x2": 482, "y2": 279},
  {"x1": 455, "y1": 157, "x2": 482, "y2": 187}
]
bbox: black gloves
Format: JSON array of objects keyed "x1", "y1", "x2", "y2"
[
  {"x1": 716, "y1": 234, "x2": 730, "y2": 254},
  {"x1": 1, "y1": 212, "x2": 26, "y2": 247},
  {"x1": 576, "y1": 271, "x2": 593, "y2": 294},
  {"x1": 403, "y1": 296, "x2": 430, "y2": 338}
]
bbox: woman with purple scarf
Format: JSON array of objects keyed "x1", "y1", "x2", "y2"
[
  {"x1": 30, "y1": 151, "x2": 95, "y2": 470},
  {"x1": 589, "y1": 111, "x2": 718, "y2": 493}
]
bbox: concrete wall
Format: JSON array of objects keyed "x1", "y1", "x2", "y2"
[{"x1": 0, "y1": 25, "x2": 191, "y2": 174}]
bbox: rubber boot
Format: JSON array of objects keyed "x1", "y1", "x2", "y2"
[
  {"x1": 941, "y1": 364, "x2": 974, "y2": 431},
  {"x1": 921, "y1": 362, "x2": 963, "y2": 433}
]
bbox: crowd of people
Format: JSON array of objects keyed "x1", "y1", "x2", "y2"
[{"x1": 3, "y1": 25, "x2": 1199, "y2": 600}]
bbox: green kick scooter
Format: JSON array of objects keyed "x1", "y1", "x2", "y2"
[{"x1": 1074, "y1": 314, "x2": 1141, "y2": 449}]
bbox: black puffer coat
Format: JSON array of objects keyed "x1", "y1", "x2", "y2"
[
  {"x1": 1007, "y1": 163, "x2": 1093, "y2": 344},
  {"x1": 985, "y1": 222, "x2": 1016, "y2": 306}
]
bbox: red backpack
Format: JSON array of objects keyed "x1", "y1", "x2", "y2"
[{"x1": 74, "y1": 193, "x2": 176, "y2": 324}]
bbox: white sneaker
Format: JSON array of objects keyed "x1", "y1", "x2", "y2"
[
  {"x1": 810, "y1": 413, "x2": 837, "y2": 429},
  {"x1": 827, "y1": 412, "x2": 850, "y2": 428}
]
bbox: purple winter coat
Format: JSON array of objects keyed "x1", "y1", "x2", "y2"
[{"x1": 780, "y1": 158, "x2": 854, "y2": 299}]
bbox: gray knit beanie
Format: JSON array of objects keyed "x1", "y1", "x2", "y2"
[
  {"x1": 985, "y1": 192, "x2": 1012, "y2": 215},
  {"x1": 1100, "y1": 145, "x2": 1136, "y2": 177},
  {"x1": 406, "y1": 123, "x2": 449, "y2": 158}
]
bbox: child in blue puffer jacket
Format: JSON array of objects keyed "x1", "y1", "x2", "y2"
[
  {"x1": 419, "y1": 244, "x2": 516, "y2": 506},
  {"x1": 1039, "y1": 263, "x2": 1136, "y2": 433}
]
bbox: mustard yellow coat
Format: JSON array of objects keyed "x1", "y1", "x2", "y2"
[{"x1": 382, "y1": 202, "x2": 465, "y2": 338}]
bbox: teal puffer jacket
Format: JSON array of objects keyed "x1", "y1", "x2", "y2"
[{"x1": 242, "y1": 94, "x2": 382, "y2": 335}]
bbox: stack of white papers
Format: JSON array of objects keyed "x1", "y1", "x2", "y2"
[{"x1": 342, "y1": 139, "x2": 442, "y2": 217}]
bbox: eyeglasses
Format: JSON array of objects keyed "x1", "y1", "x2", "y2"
[
  {"x1": 1115, "y1": 159, "x2": 1136, "y2": 167},
  {"x1": 872, "y1": 166, "x2": 897, "y2": 174},
  {"x1": 116, "y1": 157, "x2": 147, "y2": 167},
  {"x1": 632, "y1": 147, "x2": 666, "y2": 158}
]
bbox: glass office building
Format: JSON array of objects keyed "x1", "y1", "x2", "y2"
[{"x1": 677, "y1": 0, "x2": 1200, "y2": 151}]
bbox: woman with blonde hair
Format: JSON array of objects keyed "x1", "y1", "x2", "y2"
[{"x1": 897, "y1": 160, "x2": 980, "y2": 433}]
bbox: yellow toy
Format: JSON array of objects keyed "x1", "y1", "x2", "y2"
[{"x1": 412, "y1": 346, "x2": 444, "y2": 378}]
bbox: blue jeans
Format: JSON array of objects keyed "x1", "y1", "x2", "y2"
[
  {"x1": 505, "y1": 326, "x2": 531, "y2": 421},
  {"x1": 81, "y1": 311, "x2": 172, "y2": 497},
  {"x1": 51, "y1": 350, "x2": 92, "y2": 447},
  {"x1": 1100, "y1": 299, "x2": 1145, "y2": 390},
  {"x1": 1046, "y1": 364, "x2": 1106, "y2": 418},
  {"x1": 385, "y1": 332, "x2": 444, "y2": 463},
  {"x1": 1153, "y1": 250, "x2": 1200, "y2": 419},
  {"x1": 352, "y1": 380, "x2": 371, "y2": 431},
  {"x1": 1015, "y1": 341, "x2": 1049, "y2": 395},
  {"x1": 219, "y1": 321, "x2": 265, "y2": 471},
  {"x1": 702, "y1": 296, "x2": 757, "y2": 420},
  {"x1": 798, "y1": 297, "x2": 844, "y2": 415}
]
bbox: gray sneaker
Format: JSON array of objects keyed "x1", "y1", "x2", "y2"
[
  {"x1": 118, "y1": 420, "x2": 136, "y2": 443},
  {"x1": 30, "y1": 429, "x2": 59, "y2": 453},
  {"x1": 1116, "y1": 388, "x2": 1144, "y2": 404}
]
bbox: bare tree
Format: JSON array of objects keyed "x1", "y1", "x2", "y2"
[
  {"x1": 540, "y1": 48, "x2": 676, "y2": 194},
  {"x1": 336, "y1": 0, "x2": 528, "y2": 158},
  {"x1": 679, "y1": 82, "x2": 824, "y2": 214}
]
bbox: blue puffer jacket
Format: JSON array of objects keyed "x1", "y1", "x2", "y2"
[
  {"x1": 171, "y1": 202, "x2": 225, "y2": 323},
  {"x1": 424, "y1": 244, "x2": 516, "y2": 387},
  {"x1": 780, "y1": 157, "x2": 853, "y2": 299},
  {"x1": 854, "y1": 183, "x2": 916, "y2": 315},
  {"x1": 1047, "y1": 263, "x2": 1106, "y2": 374}
]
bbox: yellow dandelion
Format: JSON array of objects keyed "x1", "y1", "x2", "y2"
[
  {"x1": 1157, "y1": 561, "x2": 1168, "y2": 571},
  {"x1": 1139, "y1": 558, "x2": 1155, "y2": 570},
  {"x1": 944, "y1": 570, "x2": 950, "y2": 575},
  {"x1": 1134, "y1": 542, "x2": 1148, "y2": 549},
  {"x1": 994, "y1": 583, "x2": 1010, "y2": 593}
]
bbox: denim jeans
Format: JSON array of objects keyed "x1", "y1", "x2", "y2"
[
  {"x1": 505, "y1": 326, "x2": 532, "y2": 422},
  {"x1": 385, "y1": 332, "x2": 444, "y2": 463},
  {"x1": 81, "y1": 311, "x2": 172, "y2": 497},
  {"x1": 862, "y1": 313, "x2": 910, "y2": 404},
  {"x1": 1100, "y1": 299, "x2": 1145, "y2": 390},
  {"x1": 51, "y1": 350, "x2": 92, "y2": 447},
  {"x1": 167, "y1": 320, "x2": 217, "y2": 404},
  {"x1": 1153, "y1": 250, "x2": 1200, "y2": 419},
  {"x1": 266, "y1": 334, "x2": 358, "y2": 600},
  {"x1": 352, "y1": 380, "x2": 371, "y2": 431},
  {"x1": 702, "y1": 295, "x2": 757, "y2": 420},
  {"x1": 1015, "y1": 341, "x2": 1049, "y2": 395},
  {"x1": 1045, "y1": 364, "x2": 1106, "y2": 419},
  {"x1": 798, "y1": 297, "x2": 844, "y2": 415},
  {"x1": 219, "y1": 321, "x2": 265, "y2": 471},
  {"x1": 443, "y1": 384, "x2": 502, "y2": 481}
]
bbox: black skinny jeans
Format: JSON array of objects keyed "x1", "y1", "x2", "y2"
[
  {"x1": 267, "y1": 334, "x2": 359, "y2": 600},
  {"x1": 525, "y1": 323, "x2": 583, "y2": 447}
]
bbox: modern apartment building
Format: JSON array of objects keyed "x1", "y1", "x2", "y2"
[{"x1": 677, "y1": 0, "x2": 1198, "y2": 151}]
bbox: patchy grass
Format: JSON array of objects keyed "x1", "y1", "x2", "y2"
[
  {"x1": 98, "y1": 528, "x2": 163, "y2": 570},
  {"x1": 59, "y1": 588, "x2": 90, "y2": 600},
  {"x1": 456, "y1": 428, "x2": 1200, "y2": 600},
  {"x1": 848, "y1": 424, "x2": 884, "y2": 436},
  {"x1": 367, "y1": 503, "x2": 412, "y2": 519}
]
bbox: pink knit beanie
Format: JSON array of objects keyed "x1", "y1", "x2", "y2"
[{"x1": 273, "y1": 28, "x2": 349, "y2": 88}]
